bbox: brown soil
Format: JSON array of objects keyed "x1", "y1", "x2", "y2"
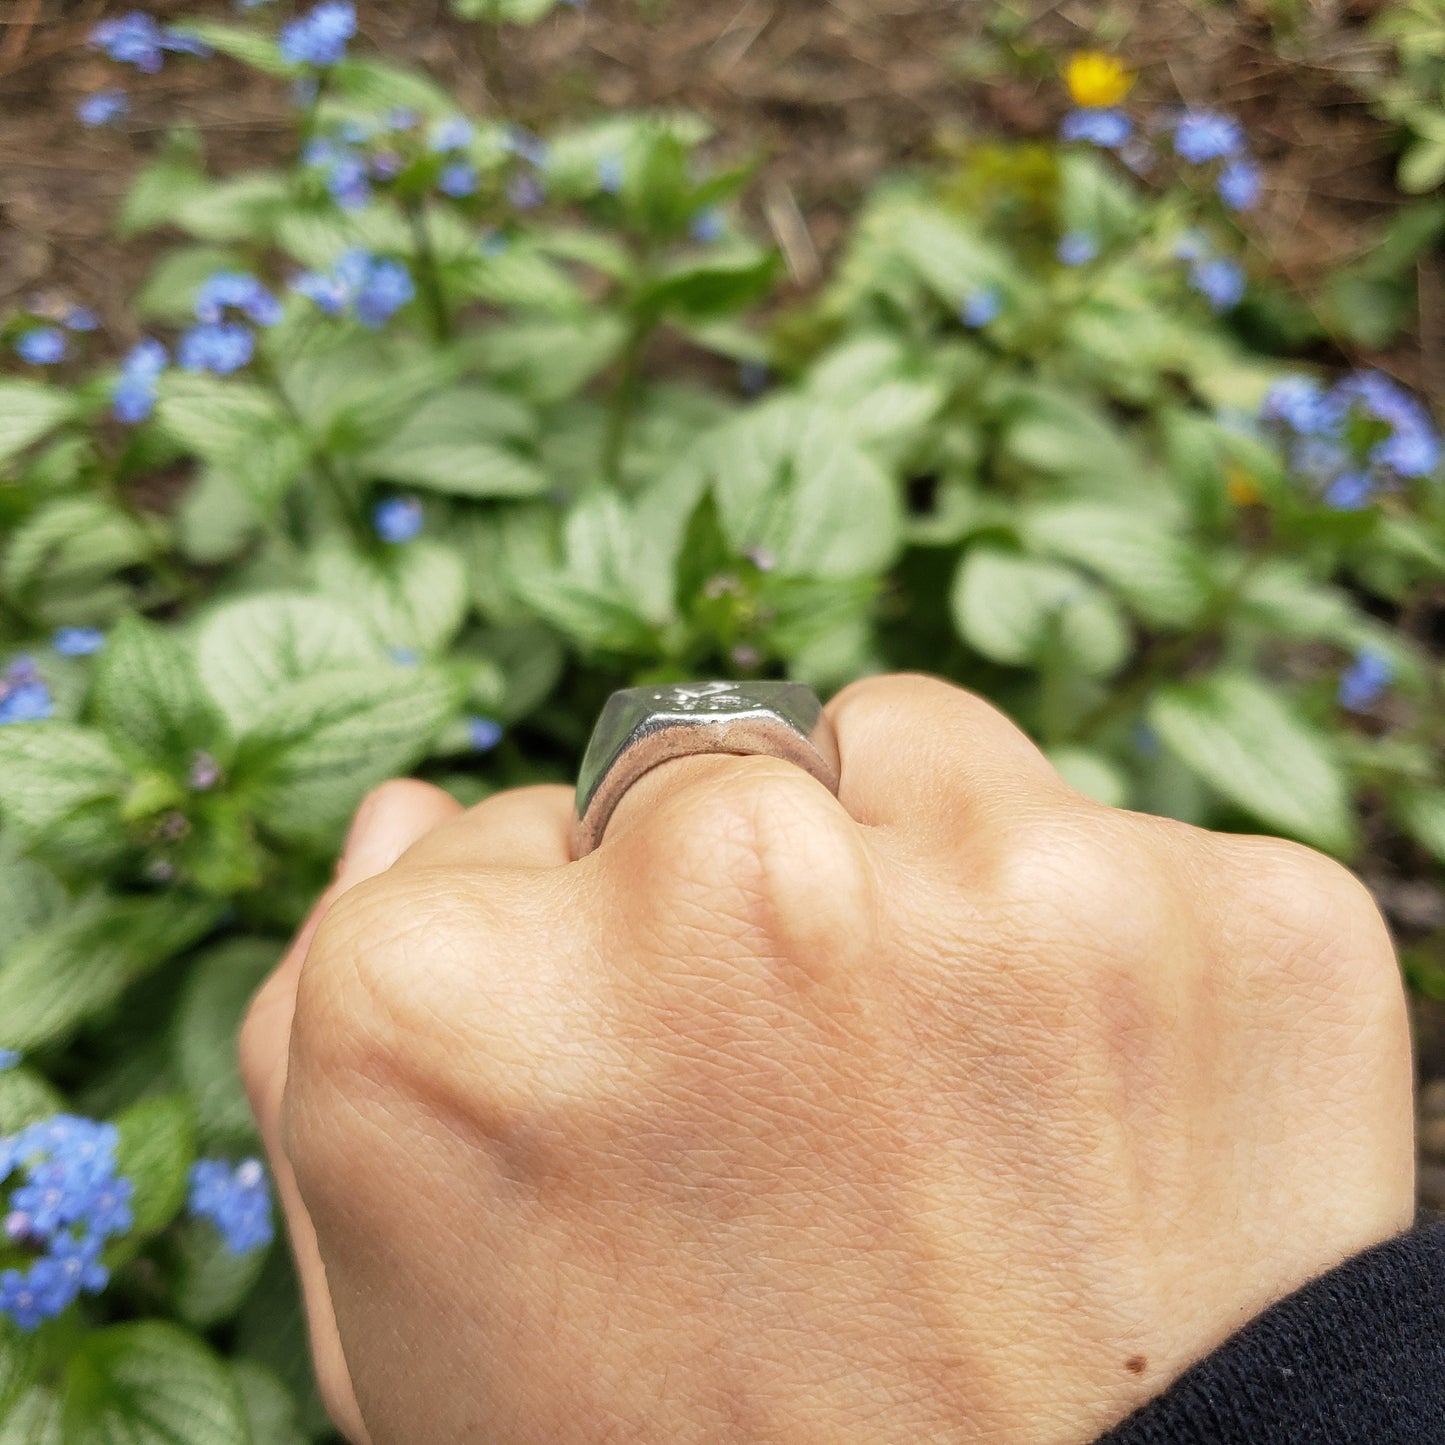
[{"x1": 1, "y1": 0, "x2": 1441, "y2": 1211}]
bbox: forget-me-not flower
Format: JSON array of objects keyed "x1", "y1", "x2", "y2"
[
  {"x1": 1189, "y1": 256, "x2": 1246, "y2": 312},
  {"x1": 689, "y1": 207, "x2": 726, "y2": 245},
  {"x1": 1217, "y1": 158, "x2": 1262, "y2": 211},
  {"x1": 598, "y1": 154, "x2": 626, "y2": 194},
  {"x1": 0, "y1": 658, "x2": 51, "y2": 725},
  {"x1": 293, "y1": 250, "x2": 415, "y2": 328},
  {"x1": 373, "y1": 496, "x2": 424, "y2": 544},
  {"x1": 112, "y1": 338, "x2": 168, "y2": 424},
  {"x1": 468, "y1": 717, "x2": 505, "y2": 753},
  {"x1": 1057, "y1": 232, "x2": 1099, "y2": 267},
  {"x1": 188, "y1": 1159, "x2": 274, "y2": 1255},
  {"x1": 90, "y1": 13, "x2": 208, "y2": 72},
  {"x1": 53, "y1": 627, "x2": 105, "y2": 657},
  {"x1": 194, "y1": 272, "x2": 284, "y2": 328},
  {"x1": 77, "y1": 89, "x2": 129, "y2": 127},
  {"x1": 439, "y1": 161, "x2": 479, "y2": 198},
  {"x1": 279, "y1": 0, "x2": 356, "y2": 67},
  {"x1": 14, "y1": 327, "x2": 66, "y2": 365},
  {"x1": 0, "y1": 1051, "x2": 19, "y2": 1072},
  {"x1": 178, "y1": 322, "x2": 255, "y2": 375},
  {"x1": 1173, "y1": 110, "x2": 1246, "y2": 164},
  {"x1": 1338, "y1": 650, "x2": 1393, "y2": 712},
  {"x1": 1059, "y1": 107, "x2": 1132, "y2": 148},
  {"x1": 960, "y1": 289, "x2": 1003, "y2": 329}
]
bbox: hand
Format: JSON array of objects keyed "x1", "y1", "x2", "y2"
[{"x1": 240, "y1": 673, "x2": 1415, "y2": 1445}]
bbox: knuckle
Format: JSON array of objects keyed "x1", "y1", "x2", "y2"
[{"x1": 627, "y1": 756, "x2": 873, "y2": 974}]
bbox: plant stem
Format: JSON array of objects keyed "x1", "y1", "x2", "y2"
[
  {"x1": 604, "y1": 315, "x2": 653, "y2": 486},
  {"x1": 404, "y1": 202, "x2": 452, "y2": 344}
]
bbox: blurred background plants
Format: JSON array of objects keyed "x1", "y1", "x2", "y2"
[{"x1": 1, "y1": 0, "x2": 1443, "y2": 1438}]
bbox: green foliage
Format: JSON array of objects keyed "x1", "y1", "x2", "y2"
[{"x1": 1, "y1": 3, "x2": 1441, "y2": 1437}]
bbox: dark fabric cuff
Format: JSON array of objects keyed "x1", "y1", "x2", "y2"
[{"x1": 1098, "y1": 1222, "x2": 1445, "y2": 1445}]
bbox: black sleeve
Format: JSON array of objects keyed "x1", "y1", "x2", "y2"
[{"x1": 1097, "y1": 1223, "x2": 1445, "y2": 1444}]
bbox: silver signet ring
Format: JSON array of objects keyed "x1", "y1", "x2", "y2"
[{"x1": 572, "y1": 681, "x2": 841, "y2": 859}]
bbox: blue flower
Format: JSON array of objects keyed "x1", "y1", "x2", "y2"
[
  {"x1": 598, "y1": 154, "x2": 625, "y2": 194},
  {"x1": 0, "y1": 657, "x2": 52, "y2": 726},
  {"x1": 438, "y1": 161, "x2": 479, "y2": 198},
  {"x1": 178, "y1": 322, "x2": 255, "y2": 375},
  {"x1": 387, "y1": 107, "x2": 421, "y2": 132},
  {"x1": 15, "y1": 327, "x2": 66, "y2": 365},
  {"x1": 1338, "y1": 650, "x2": 1392, "y2": 713},
  {"x1": 77, "y1": 89, "x2": 129, "y2": 127},
  {"x1": 389, "y1": 647, "x2": 420, "y2": 668},
  {"x1": 1323, "y1": 471, "x2": 1376, "y2": 510},
  {"x1": 689, "y1": 207, "x2": 726, "y2": 245},
  {"x1": 1262, "y1": 375, "x2": 1330, "y2": 435},
  {"x1": 373, "y1": 496, "x2": 424, "y2": 544},
  {"x1": 90, "y1": 13, "x2": 208, "y2": 72},
  {"x1": 0, "y1": 1050, "x2": 19, "y2": 1072},
  {"x1": 112, "y1": 338, "x2": 168, "y2": 424},
  {"x1": 959, "y1": 288, "x2": 1003, "y2": 329},
  {"x1": 1, "y1": 1114, "x2": 135, "y2": 1329},
  {"x1": 52, "y1": 627, "x2": 105, "y2": 657},
  {"x1": 188, "y1": 1158, "x2": 274, "y2": 1255},
  {"x1": 293, "y1": 250, "x2": 415, "y2": 328},
  {"x1": 430, "y1": 116, "x2": 473, "y2": 153},
  {"x1": 1173, "y1": 110, "x2": 1246, "y2": 163},
  {"x1": 739, "y1": 360, "x2": 770, "y2": 396},
  {"x1": 502, "y1": 126, "x2": 549, "y2": 168},
  {"x1": 1334, "y1": 370, "x2": 1441, "y2": 479},
  {"x1": 468, "y1": 717, "x2": 504, "y2": 753},
  {"x1": 1189, "y1": 256, "x2": 1246, "y2": 311},
  {"x1": 508, "y1": 173, "x2": 547, "y2": 210},
  {"x1": 188, "y1": 751, "x2": 221, "y2": 791},
  {"x1": 1059, "y1": 107, "x2": 1132, "y2": 148},
  {"x1": 194, "y1": 271, "x2": 283, "y2": 327},
  {"x1": 1217, "y1": 158, "x2": 1262, "y2": 211},
  {"x1": 1057, "y1": 231, "x2": 1099, "y2": 266},
  {"x1": 64, "y1": 306, "x2": 100, "y2": 332},
  {"x1": 279, "y1": 0, "x2": 356, "y2": 67}
]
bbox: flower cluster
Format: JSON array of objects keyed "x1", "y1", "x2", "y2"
[
  {"x1": 187, "y1": 1159, "x2": 274, "y2": 1255},
  {"x1": 1174, "y1": 231, "x2": 1246, "y2": 313},
  {"x1": 280, "y1": 0, "x2": 356, "y2": 69},
  {"x1": 113, "y1": 339, "x2": 169, "y2": 424},
  {"x1": 90, "y1": 12, "x2": 209, "y2": 73},
  {"x1": 179, "y1": 272, "x2": 282, "y2": 375},
  {"x1": 0, "y1": 657, "x2": 51, "y2": 726},
  {"x1": 1060, "y1": 52, "x2": 1263, "y2": 216},
  {"x1": 1262, "y1": 369, "x2": 1442, "y2": 508},
  {"x1": 1, "y1": 1115, "x2": 134, "y2": 1330},
  {"x1": 293, "y1": 250, "x2": 415, "y2": 328},
  {"x1": 302, "y1": 110, "x2": 482, "y2": 210}
]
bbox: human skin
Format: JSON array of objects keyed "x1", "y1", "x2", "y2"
[{"x1": 240, "y1": 673, "x2": 1416, "y2": 1445}]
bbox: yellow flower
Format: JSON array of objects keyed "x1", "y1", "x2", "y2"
[
  {"x1": 1065, "y1": 51, "x2": 1136, "y2": 109},
  {"x1": 1227, "y1": 466, "x2": 1262, "y2": 507}
]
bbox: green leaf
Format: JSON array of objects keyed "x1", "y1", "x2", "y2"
[
  {"x1": 243, "y1": 667, "x2": 458, "y2": 841},
  {"x1": 57, "y1": 1321, "x2": 248, "y2": 1445},
  {"x1": 1148, "y1": 673, "x2": 1356, "y2": 855},
  {"x1": 454, "y1": 0, "x2": 560, "y2": 22},
  {"x1": 0, "y1": 380, "x2": 77, "y2": 466},
  {"x1": 2, "y1": 497, "x2": 154, "y2": 618},
  {"x1": 313, "y1": 541, "x2": 470, "y2": 654},
  {"x1": 196, "y1": 592, "x2": 384, "y2": 737},
  {"x1": 691, "y1": 398, "x2": 904, "y2": 580},
  {"x1": 637, "y1": 248, "x2": 781, "y2": 323},
  {"x1": 171, "y1": 1220, "x2": 271, "y2": 1330},
  {"x1": 0, "y1": 723, "x2": 130, "y2": 841},
  {"x1": 114, "y1": 1093, "x2": 197, "y2": 1236},
  {"x1": 950, "y1": 548, "x2": 1130, "y2": 678},
  {"x1": 1396, "y1": 789, "x2": 1445, "y2": 865},
  {"x1": 137, "y1": 246, "x2": 245, "y2": 323},
  {"x1": 463, "y1": 315, "x2": 628, "y2": 405},
  {"x1": 0, "y1": 894, "x2": 221, "y2": 1052},
  {"x1": 999, "y1": 383, "x2": 1141, "y2": 488},
  {"x1": 168, "y1": 19, "x2": 289, "y2": 75},
  {"x1": 326, "y1": 57, "x2": 455, "y2": 116},
  {"x1": 92, "y1": 616, "x2": 220, "y2": 763},
  {"x1": 1400, "y1": 135, "x2": 1445, "y2": 194},
  {"x1": 1022, "y1": 501, "x2": 1210, "y2": 628},
  {"x1": 0, "y1": 844, "x2": 66, "y2": 939},
  {"x1": 117, "y1": 129, "x2": 208, "y2": 239},
  {"x1": 0, "y1": 1066, "x2": 66, "y2": 1136},
  {"x1": 172, "y1": 938, "x2": 281, "y2": 1146},
  {"x1": 231, "y1": 1360, "x2": 307, "y2": 1445}
]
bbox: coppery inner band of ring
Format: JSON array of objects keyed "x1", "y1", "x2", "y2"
[{"x1": 571, "y1": 712, "x2": 841, "y2": 860}]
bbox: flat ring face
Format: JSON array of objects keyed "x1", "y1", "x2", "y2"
[{"x1": 572, "y1": 681, "x2": 841, "y2": 858}]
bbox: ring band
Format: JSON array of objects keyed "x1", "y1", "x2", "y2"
[{"x1": 572, "y1": 681, "x2": 841, "y2": 859}]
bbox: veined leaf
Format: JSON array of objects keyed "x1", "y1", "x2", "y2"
[
  {"x1": 1149, "y1": 673, "x2": 1356, "y2": 855},
  {"x1": 0, "y1": 380, "x2": 77, "y2": 466}
]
